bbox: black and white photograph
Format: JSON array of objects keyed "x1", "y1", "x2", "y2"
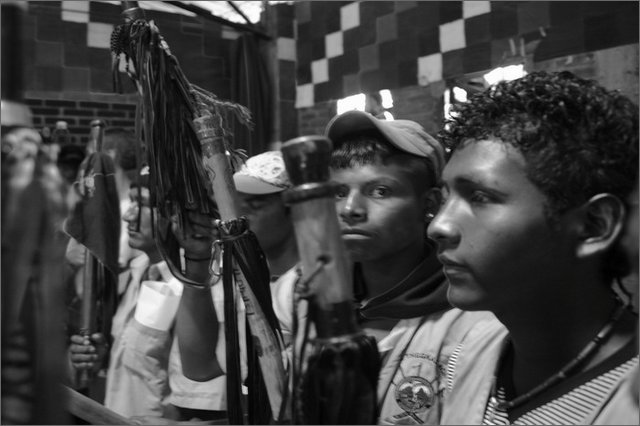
[{"x1": 1, "y1": 1, "x2": 638, "y2": 424}]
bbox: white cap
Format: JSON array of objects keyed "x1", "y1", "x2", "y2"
[{"x1": 233, "y1": 150, "x2": 292, "y2": 194}]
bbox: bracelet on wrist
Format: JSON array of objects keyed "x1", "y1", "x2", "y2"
[
  {"x1": 182, "y1": 280, "x2": 213, "y2": 290},
  {"x1": 184, "y1": 254, "x2": 210, "y2": 262}
]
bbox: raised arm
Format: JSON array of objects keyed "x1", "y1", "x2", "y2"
[{"x1": 172, "y1": 211, "x2": 224, "y2": 381}]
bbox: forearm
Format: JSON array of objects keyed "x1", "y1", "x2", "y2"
[{"x1": 175, "y1": 259, "x2": 223, "y2": 381}]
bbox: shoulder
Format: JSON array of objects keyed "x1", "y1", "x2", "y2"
[
  {"x1": 271, "y1": 266, "x2": 300, "y2": 307},
  {"x1": 416, "y1": 309, "x2": 499, "y2": 346},
  {"x1": 592, "y1": 360, "x2": 639, "y2": 425},
  {"x1": 271, "y1": 266, "x2": 300, "y2": 292},
  {"x1": 377, "y1": 311, "x2": 499, "y2": 425}
]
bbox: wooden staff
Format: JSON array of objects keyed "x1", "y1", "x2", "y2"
[
  {"x1": 111, "y1": 3, "x2": 287, "y2": 420},
  {"x1": 281, "y1": 136, "x2": 354, "y2": 328},
  {"x1": 281, "y1": 136, "x2": 381, "y2": 424},
  {"x1": 193, "y1": 113, "x2": 288, "y2": 421},
  {"x1": 87, "y1": 119, "x2": 105, "y2": 153},
  {"x1": 64, "y1": 385, "x2": 135, "y2": 425},
  {"x1": 78, "y1": 119, "x2": 105, "y2": 389}
]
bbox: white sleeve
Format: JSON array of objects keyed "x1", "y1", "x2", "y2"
[{"x1": 134, "y1": 278, "x2": 183, "y2": 331}]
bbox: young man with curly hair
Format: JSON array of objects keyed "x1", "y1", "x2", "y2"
[{"x1": 428, "y1": 71, "x2": 638, "y2": 424}]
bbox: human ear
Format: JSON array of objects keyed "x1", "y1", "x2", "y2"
[
  {"x1": 423, "y1": 187, "x2": 442, "y2": 221},
  {"x1": 576, "y1": 193, "x2": 625, "y2": 258}
]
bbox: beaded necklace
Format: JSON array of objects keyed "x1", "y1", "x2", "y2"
[{"x1": 489, "y1": 299, "x2": 629, "y2": 412}]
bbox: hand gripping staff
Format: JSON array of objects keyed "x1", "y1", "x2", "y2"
[
  {"x1": 78, "y1": 121, "x2": 104, "y2": 390},
  {"x1": 281, "y1": 136, "x2": 381, "y2": 424},
  {"x1": 111, "y1": 2, "x2": 288, "y2": 423},
  {"x1": 63, "y1": 118, "x2": 120, "y2": 391}
]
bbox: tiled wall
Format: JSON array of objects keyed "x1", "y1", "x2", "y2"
[
  {"x1": 293, "y1": 1, "x2": 638, "y2": 106},
  {"x1": 20, "y1": 2, "x2": 640, "y2": 146},
  {"x1": 268, "y1": 3, "x2": 298, "y2": 143},
  {"x1": 290, "y1": 1, "x2": 638, "y2": 136},
  {"x1": 23, "y1": 1, "x2": 238, "y2": 145}
]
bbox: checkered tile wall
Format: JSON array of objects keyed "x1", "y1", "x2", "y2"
[
  {"x1": 292, "y1": 1, "x2": 638, "y2": 108},
  {"x1": 25, "y1": 1, "x2": 235, "y2": 97}
]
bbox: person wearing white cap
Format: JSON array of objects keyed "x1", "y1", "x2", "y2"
[
  {"x1": 325, "y1": 110, "x2": 493, "y2": 424},
  {"x1": 233, "y1": 150, "x2": 301, "y2": 347}
]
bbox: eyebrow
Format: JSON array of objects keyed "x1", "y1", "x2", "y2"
[
  {"x1": 352, "y1": 176, "x2": 404, "y2": 186},
  {"x1": 445, "y1": 175, "x2": 508, "y2": 196}
]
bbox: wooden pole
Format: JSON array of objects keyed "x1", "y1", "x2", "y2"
[
  {"x1": 193, "y1": 113, "x2": 288, "y2": 421},
  {"x1": 281, "y1": 135, "x2": 380, "y2": 424}
]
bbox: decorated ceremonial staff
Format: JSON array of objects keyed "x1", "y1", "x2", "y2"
[
  {"x1": 64, "y1": 118, "x2": 120, "y2": 390},
  {"x1": 281, "y1": 136, "x2": 381, "y2": 424},
  {"x1": 110, "y1": 2, "x2": 287, "y2": 423}
]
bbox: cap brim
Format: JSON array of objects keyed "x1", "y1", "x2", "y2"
[
  {"x1": 326, "y1": 110, "x2": 425, "y2": 156},
  {"x1": 233, "y1": 174, "x2": 284, "y2": 194},
  {"x1": 325, "y1": 110, "x2": 445, "y2": 173},
  {"x1": 326, "y1": 110, "x2": 381, "y2": 145}
]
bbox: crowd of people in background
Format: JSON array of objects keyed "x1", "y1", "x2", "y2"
[{"x1": 2, "y1": 70, "x2": 638, "y2": 425}]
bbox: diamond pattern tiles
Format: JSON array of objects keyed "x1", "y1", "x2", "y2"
[{"x1": 293, "y1": 1, "x2": 637, "y2": 108}]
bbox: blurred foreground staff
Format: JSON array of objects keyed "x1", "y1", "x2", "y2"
[
  {"x1": 1, "y1": 1, "x2": 69, "y2": 424},
  {"x1": 63, "y1": 119, "x2": 120, "y2": 389},
  {"x1": 281, "y1": 136, "x2": 381, "y2": 424}
]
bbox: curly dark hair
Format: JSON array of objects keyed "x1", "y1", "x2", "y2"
[
  {"x1": 440, "y1": 71, "x2": 638, "y2": 217},
  {"x1": 440, "y1": 70, "x2": 639, "y2": 280}
]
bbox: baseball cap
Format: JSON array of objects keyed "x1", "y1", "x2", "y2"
[
  {"x1": 325, "y1": 110, "x2": 445, "y2": 176},
  {"x1": 233, "y1": 150, "x2": 292, "y2": 194}
]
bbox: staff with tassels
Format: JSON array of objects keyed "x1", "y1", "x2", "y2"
[
  {"x1": 77, "y1": 119, "x2": 105, "y2": 388},
  {"x1": 64, "y1": 118, "x2": 120, "y2": 390},
  {"x1": 280, "y1": 136, "x2": 381, "y2": 424},
  {"x1": 110, "y1": 2, "x2": 288, "y2": 423}
]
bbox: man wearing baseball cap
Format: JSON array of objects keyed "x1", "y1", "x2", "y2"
[
  {"x1": 325, "y1": 110, "x2": 492, "y2": 424},
  {"x1": 233, "y1": 150, "x2": 300, "y2": 346}
]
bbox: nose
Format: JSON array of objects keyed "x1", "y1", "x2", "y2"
[
  {"x1": 122, "y1": 203, "x2": 139, "y2": 224},
  {"x1": 427, "y1": 201, "x2": 460, "y2": 249},
  {"x1": 338, "y1": 190, "x2": 367, "y2": 225}
]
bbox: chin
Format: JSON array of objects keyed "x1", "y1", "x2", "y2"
[
  {"x1": 127, "y1": 241, "x2": 143, "y2": 251},
  {"x1": 343, "y1": 242, "x2": 368, "y2": 261},
  {"x1": 446, "y1": 285, "x2": 486, "y2": 312}
]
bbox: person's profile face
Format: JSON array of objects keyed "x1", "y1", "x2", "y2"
[
  {"x1": 238, "y1": 192, "x2": 291, "y2": 251},
  {"x1": 123, "y1": 186, "x2": 156, "y2": 253},
  {"x1": 331, "y1": 159, "x2": 427, "y2": 263},
  {"x1": 427, "y1": 139, "x2": 574, "y2": 313}
]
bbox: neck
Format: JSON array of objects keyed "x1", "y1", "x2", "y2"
[
  {"x1": 115, "y1": 168, "x2": 131, "y2": 201},
  {"x1": 264, "y1": 235, "x2": 299, "y2": 277},
  {"x1": 360, "y1": 241, "x2": 426, "y2": 299},
  {"x1": 497, "y1": 273, "x2": 630, "y2": 397},
  {"x1": 146, "y1": 249, "x2": 163, "y2": 265}
]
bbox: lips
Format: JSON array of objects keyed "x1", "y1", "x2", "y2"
[
  {"x1": 127, "y1": 228, "x2": 141, "y2": 237},
  {"x1": 438, "y1": 256, "x2": 462, "y2": 266},
  {"x1": 438, "y1": 255, "x2": 468, "y2": 272},
  {"x1": 341, "y1": 228, "x2": 372, "y2": 237}
]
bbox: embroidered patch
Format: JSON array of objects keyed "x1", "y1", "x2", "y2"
[
  {"x1": 77, "y1": 169, "x2": 97, "y2": 198},
  {"x1": 395, "y1": 376, "x2": 436, "y2": 414},
  {"x1": 404, "y1": 352, "x2": 447, "y2": 376}
]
